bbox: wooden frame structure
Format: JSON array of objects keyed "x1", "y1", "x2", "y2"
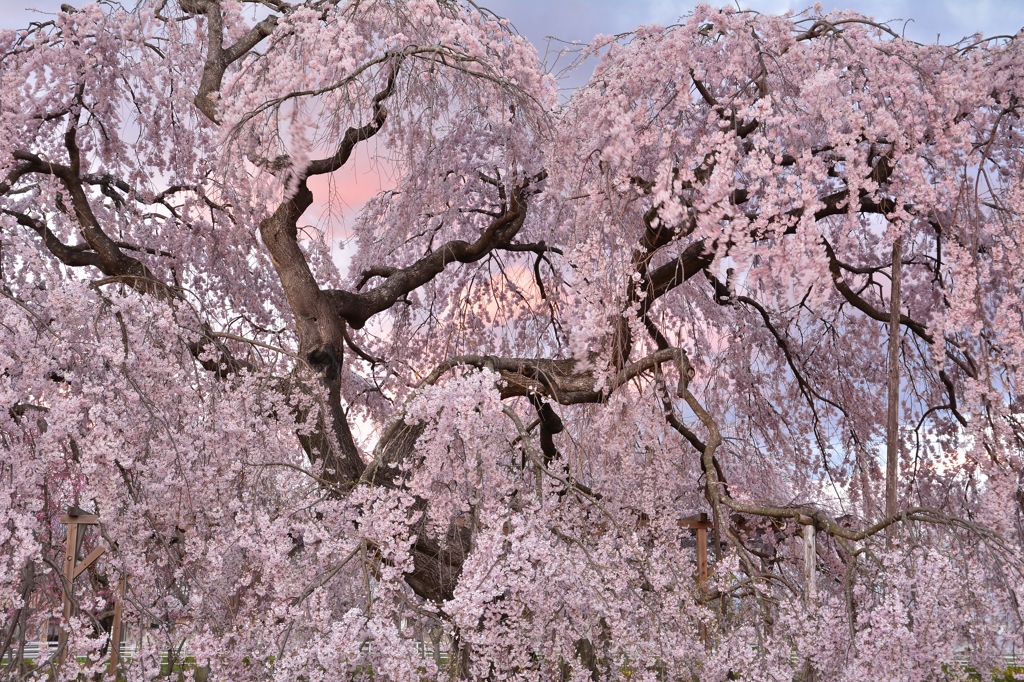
[
  {"x1": 678, "y1": 513, "x2": 712, "y2": 582},
  {"x1": 58, "y1": 507, "x2": 125, "y2": 676}
]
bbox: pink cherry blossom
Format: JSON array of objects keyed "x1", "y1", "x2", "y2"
[{"x1": 2, "y1": 2, "x2": 1023, "y2": 680}]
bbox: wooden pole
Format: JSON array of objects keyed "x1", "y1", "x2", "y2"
[
  {"x1": 803, "y1": 524, "x2": 818, "y2": 681},
  {"x1": 696, "y1": 527, "x2": 708, "y2": 583},
  {"x1": 57, "y1": 518, "x2": 80, "y2": 665},
  {"x1": 677, "y1": 512, "x2": 713, "y2": 644},
  {"x1": 803, "y1": 524, "x2": 816, "y2": 608},
  {"x1": 678, "y1": 513, "x2": 712, "y2": 582},
  {"x1": 108, "y1": 577, "x2": 125, "y2": 677},
  {"x1": 886, "y1": 236, "x2": 903, "y2": 518}
]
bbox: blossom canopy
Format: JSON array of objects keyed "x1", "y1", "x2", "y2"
[{"x1": 2, "y1": 1, "x2": 1024, "y2": 680}]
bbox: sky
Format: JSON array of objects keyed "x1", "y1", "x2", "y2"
[
  {"x1": 3, "y1": 0, "x2": 1023, "y2": 42},
  {"x1": 485, "y1": 0, "x2": 1024, "y2": 48}
]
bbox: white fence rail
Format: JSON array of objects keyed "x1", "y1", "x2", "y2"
[
  {"x1": 7, "y1": 642, "x2": 1017, "y2": 672},
  {"x1": 4, "y1": 641, "x2": 453, "y2": 666}
]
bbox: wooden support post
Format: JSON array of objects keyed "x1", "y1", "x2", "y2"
[
  {"x1": 803, "y1": 524, "x2": 816, "y2": 608},
  {"x1": 886, "y1": 236, "x2": 903, "y2": 518},
  {"x1": 108, "y1": 577, "x2": 125, "y2": 677},
  {"x1": 678, "y1": 512, "x2": 713, "y2": 645},
  {"x1": 57, "y1": 516, "x2": 81, "y2": 665},
  {"x1": 696, "y1": 527, "x2": 708, "y2": 583},
  {"x1": 73, "y1": 546, "x2": 106, "y2": 579},
  {"x1": 802, "y1": 523, "x2": 818, "y2": 680},
  {"x1": 678, "y1": 513, "x2": 712, "y2": 582}
]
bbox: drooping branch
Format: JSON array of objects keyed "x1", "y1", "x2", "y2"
[
  {"x1": 635, "y1": 141, "x2": 905, "y2": 317},
  {"x1": 305, "y1": 57, "x2": 402, "y2": 177},
  {"x1": 527, "y1": 393, "x2": 563, "y2": 465},
  {"x1": 1, "y1": 208, "x2": 105, "y2": 268},
  {"x1": 502, "y1": 405, "x2": 603, "y2": 502},
  {"x1": 639, "y1": 239, "x2": 714, "y2": 314},
  {"x1": 9, "y1": 147, "x2": 160, "y2": 292},
  {"x1": 823, "y1": 237, "x2": 933, "y2": 343},
  {"x1": 939, "y1": 369, "x2": 969, "y2": 426},
  {"x1": 325, "y1": 171, "x2": 547, "y2": 329},
  {"x1": 673, "y1": 382, "x2": 1007, "y2": 547},
  {"x1": 690, "y1": 72, "x2": 760, "y2": 138},
  {"x1": 0, "y1": 162, "x2": 35, "y2": 197}
]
